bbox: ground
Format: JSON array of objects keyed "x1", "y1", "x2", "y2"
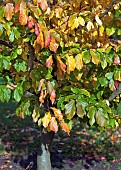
[{"x1": 0, "y1": 101, "x2": 121, "y2": 170}]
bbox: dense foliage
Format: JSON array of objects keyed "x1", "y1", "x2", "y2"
[{"x1": 0, "y1": 0, "x2": 121, "y2": 135}]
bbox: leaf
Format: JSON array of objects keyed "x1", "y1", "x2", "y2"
[
  {"x1": 49, "y1": 38, "x2": 59, "y2": 53},
  {"x1": 86, "y1": 21, "x2": 94, "y2": 31},
  {"x1": 66, "y1": 54, "x2": 76, "y2": 74},
  {"x1": 5, "y1": 3, "x2": 14, "y2": 21},
  {"x1": 60, "y1": 121, "x2": 70, "y2": 135},
  {"x1": 46, "y1": 55, "x2": 53, "y2": 68},
  {"x1": 14, "y1": 1, "x2": 20, "y2": 13},
  {"x1": 65, "y1": 100, "x2": 76, "y2": 120},
  {"x1": 76, "y1": 102, "x2": 84, "y2": 118},
  {"x1": 32, "y1": 107, "x2": 40, "y2": 123},
  {"x1": 99, "y1": 78, "x2": 108, "y2": 87},
  {"x1": 50, "y1": 89, "x2": 56, "y2": 105},
  {"x1": 38, "y1": 79, "x2": 45, "y2": 91},
  {"x1": 78, "y1": 16, "x2": 85, "y2": 26},
  {"x1": 50, "y1": 107, "x2": 63, "y2": 121},
  {"x1": 35, "y1": 23, "x2": 40, "y2": 35},
  {"x1": 38, "y1": 0, "x2": 48, "y2": 11},
  {"x1": 75, "y1": 53, "x2": 83, "y2": 71},
  {"x1": 83, "y1": 51, "x2": 91, "y2": 64},
  {"x1": 105, "y1": 72, "x2": 113, "y2": 80},
  {"x1": 44, "y1": 30, "x2": 51, "y2": 47},
  {"x1": 95, "y1": 15, "x2": 102, "y2": 26},
  {"x1": 9, "y1": 30, "x2": 14, "y2": 42},
  {"x1": 13, "y1": 88, "x2": 21, "y2": 102},
  {"x1": 42, "y1": 112, "x2": 51, "y2": 128},
  {"x1": 90, "y1": 50, "x2": 100, "y2": 65},
  {"x1": 14, "y1": 60, "x2": 27, "y2": 72},
  {"x1": 19, "y1": 1, "x2": 28, "y2": 25},
  {"x1": 28, "y1": 2, "x2": 41, "y2": 19},
  {"x1": 96, "y1": 109, "x2": 107, "y2": 127},
  {"x1": 56, "y1": 56, "x2": 66, "y2": 76},
  {"x1": 49, "y1": 117, "x2": 58, "y2": 133},
  {"x1": 87, "y1": 106, "x2": 96, "y2": 126},
  {"x1": 36, "y1": 30, "x2": 44, "y2": 48},
  {"x1": 27, "y1": 16, "x2": 35, "y2": 29},
  {"x1": 106, "y1": 27, "x2": 115, "y2": 36}
]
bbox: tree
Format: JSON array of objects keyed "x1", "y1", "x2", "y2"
[{"x1": 0, "y1": 0, "x2": 121, "y2": 169}]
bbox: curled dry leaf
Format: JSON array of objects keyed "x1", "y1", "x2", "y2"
[
  {"x1": 50, "y1": 107, "x2": 63, "y2": 121},
  {"x1": 5, "y1": 3, "x2": 14, "y2": 21},
  {"x1": 49, "y1": 117, "x2": 58, "y2": 133}
]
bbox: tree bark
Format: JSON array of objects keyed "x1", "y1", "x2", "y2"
[{"x1": 37, "y1": 130, "x2": 54, "y2": 170}]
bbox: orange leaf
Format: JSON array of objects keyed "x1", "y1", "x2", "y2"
[
  {"x1": 36, "y1": 30, "x2": 44, "y2": 48},
  {"x1": 56, "y1": 56, "x2": 66, "y2": 73},
  {"x1": 50, "y1": 107, "x2": 63, "y2": 121},
  {"x1": 60, "y1": 121, "x2": 70, "y2": 135},
  {"x1": 5, "y1": 3, "x2": 14, "y2": 21},
  {"x1": 19, "y1": 1, "x2": 28, "y2": 25},
  {"x1": 50, "y1": 89, "x2": 56, "y2": 105},
  {"x1": 14, "y1": 1, "x2": 20, "y2": 13},
  {"x1": 27, "y1": 16, "x2": 35, "y2": 29},
  {"x1": 46, "y1": 55, "x2": 53, "y2": 68},
  {"x1": 49, "y1": 117, "x2": 58, "y2": 133},
  {"x1": 38, "y1": 0, "x2": 48, "y2": 11},
  {"x1": 49, "y1": 38, "x2": 59, "y2": 53}
]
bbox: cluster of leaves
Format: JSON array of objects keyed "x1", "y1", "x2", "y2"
[{"x1": 0, "y1": 0, "x2": 121, "y2": 134}]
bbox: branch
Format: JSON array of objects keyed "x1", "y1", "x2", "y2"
[
  {"x1": 108, "y1": 83, "x2": 121, "y2": 102},
  {"x1": 0, "y1": 40, "x2": 13, "y2": 48},
  {"x1": 100, "y1": 0, "x2": 118, "y2": 18},
  {"x1": 110, "y1": 39, "x2": 121, "y2": 45},
  {"x1": 28, "y1": 42, "x2": 35, "y2": 72}
]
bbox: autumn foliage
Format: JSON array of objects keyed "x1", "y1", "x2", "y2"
[{"x1": 0, "y1": 0, "x2": 121, "y2": 135}]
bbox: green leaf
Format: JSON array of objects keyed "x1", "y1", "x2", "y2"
[
  {"x1": 3, "y1": 58, "x2": 11, "y2": 70},
  {"x1": 99, "y1": 78, "x2": 108, "y2": 87},
  {"x1": 0, "y1": 24, "x2": 3, "y2": 36},
  {"x1": 3, "y1": 88, "x2": 11, "y2": 102},
  {"x1": 9, "y1": 30, "x2": 14, "y2": 42},
  {"x1": 105, "y1": 72, "x2": 113, "y2": 80},
  {"x1": 97, "y1": 91, "x2": 103, "y2": 99},
  {"x1": 83, "y1": 51, "x2": 91, "y2": 64},
  {"x1": 14, "y1": 60, "x2": 27, "y2": 72},
  {"x1": 13, "y1": 88, "x2": 21, "y2": 102},
  {"x1": 96, "y1": 108, "x2": 108, "y2": 127},
  {"x1": 76, "y1": 101, "x2": 85, "y2": 118},
  {"x1": 80, "y1": 89, "x2": 90, "y2": 96},
  {"x1": 17, "y1": 48, "x2": 22, "y2": 55},
  {"x1": 101, "y1": 59, "x2": 107, "y2": 69},
  {"x1": 87, "y1": 106, "x2": 96, "y2": 126},
  {"x1": 65, "y1": 100, "x2": 76, "y2": 120},
  {"x1": 106, "y1": 27, "x2": 115, "y2": 36},
  {"x1": 13, "y1": 27, "x2": 20, "y2": 39}
]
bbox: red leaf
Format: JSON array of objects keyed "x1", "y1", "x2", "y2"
[
  {"x1": 35, "y1": 23, "x2": 40, "y2": 35},
  {"x1": 46, "y1": 55, "x2": 53, "y2": 68},
  {"x1": 14, "y1": 1, "x2": 20, "y2": 13},
  {"x1": 50, "y1": 89, "x2": 56, "y2": 105},
  {"x1": 27, "y1": 16, "x2": 35, "y2": 29},
  {"x1": 38, "y1": 0, "x2": 48, "y2": 11},
  {"x1": 114, "y1": 80, "x2": 118, "y2": 89},
  {"x1": 114, "y1": 55, "x2": 120, "y2": 66}
]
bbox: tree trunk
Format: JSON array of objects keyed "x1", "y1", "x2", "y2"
[{"x1": 37, "y1": 130, "x2": 54, "y2": 170}]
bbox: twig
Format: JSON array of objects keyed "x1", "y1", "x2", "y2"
[
  {"x1": 0, "y1": 40, "x2": 13, "y2": 48},
  {"x1": 100, "y1": 0, "x2": 118, "y2": 18},
  {"x1": 108, "y1": 83, "x2": 121, "y2": 102},
  {"x1": 25, "y1": 162, "x2": 34, "y2": 170}
]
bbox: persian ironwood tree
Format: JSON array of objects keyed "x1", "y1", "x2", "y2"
[{"x1": 0, "y1": 0, "x2": 121, "y2": 169}]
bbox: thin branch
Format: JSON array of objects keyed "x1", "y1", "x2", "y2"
[
  {"x1": 0, "y1": 40, "x2": 13, "y2": 48},
  {"x1": 108, "y1": 83, "x2": 121, "y2": 102},
  {"x1": 100, "y1": 0, "x2": 118, "y2": 18}
]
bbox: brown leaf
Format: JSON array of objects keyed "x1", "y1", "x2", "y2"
[
  {"x1": 60, "y1": 121, "x2": 70, "y2": 135},
  {"x1": 49, "y1": 117, "x2": 58, "y2": 133},
  {"x1": 19, "y1": 1, "x2": 28, "y2": 25},
  {"x1": 5, "y1": 3, "x2": 14, "y2": 21},
  {"x1": 50, "y1": 107, "x2": 63, "y2": 121}
]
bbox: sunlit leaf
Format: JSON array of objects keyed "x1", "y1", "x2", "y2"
[
  {"x1": 66, "y1": 54, "x2": 76, "y2": 74},
  {"x1": 50, "y1": 107, "x2": 63, "y2": 121},
  {"x1": 19, "y1": 1, "x2": 28, "y2": 25},
  {"x1": 38, "y1": 0, "x2": 48, "y2": 11},
  {"x1": 86, "y1": 21, "x2": 94, "y2": 31},
  {"x1": 50, "y1": 89, "x2": 56, "y2": 105},
  {"x1": 90, "y1": 50, "x2": 100, "y2": 65},
  {"x1": 5, "y1": 3, "x2": 14, "y2": 21},
  {"x1": 46, "y1": 55, "x2": 53, "y2": 68},
  {"x1": 49, "y1": 38, "x2": 59, "y2": 53},
  {"x1": 49, "y1": 117, "x2": 58, "y2": 133},
  {"x1": 75, "y1": 53, "x2": 83, "y2": 71},
  {"x1": 42, "y1": 112, "x2": 51, "y2": 128},
  {"x1": 87, "y1": 106, "x2": 96, "y2": 126},
  {"x1": 32, "y1": 107, "x2": 40, "y2": 123},
  {"x1": 95, "y1": 15, "x2": 102, "y2": 26},
  {"x1": 96, "y1": 109, "x2": 108, "y2": 127}
]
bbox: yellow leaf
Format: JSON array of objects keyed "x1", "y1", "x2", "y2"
[
  {"x1": 5, "y1": 3, "x2": 14, "y2": 21},
  {"x1": 75, "y1": 53, "x2": 83, "y2": 71},
  {"x1": 71, "y1": 17, "x2": 79, "y2": 30},
  {"x1": 42, "y1": 112, "x2": 51, "y2": 128},
  {"x1": 32, "y1": 107, "x2": 40, "y2": 123},
  {"x1": 49, "y1": 117, "x2": 58, "y2": 133},
  {"x1": 90, "y1": 50, "x2": 100, "y2": 65},
  {"x1": 68, "y1": 14, "x2": 77, "y2": 30},
  {"x1": 60, "y1": 121, "x2": 70, "y2": 135},
  {"x1": 78, "y1": 16, "x2": 85, "y2": 26},
  {"x1": 50, "y1": 107, "x2": 63, "y2": 121},
  {"x1": 86, "y1": 21, "x2": 94, "y2": 31},
  {"x1": 55, "y1": 7, "x2": 63, "y2": 18},
  {"x1": 66, "y1": 54, "x2": 76, "y2": 74},
  {"x1": 99, "y1": 26, "x2": 104, "y2": 36}
]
